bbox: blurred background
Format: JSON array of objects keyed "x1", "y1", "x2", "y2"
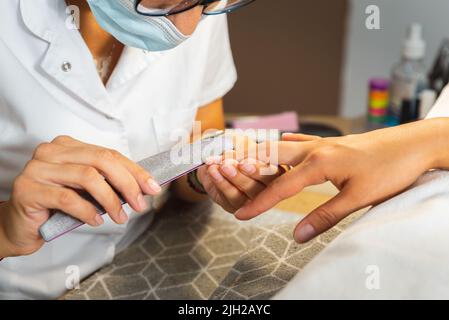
[
  {"x1": 224, "y1": 0, "x2": 449, "y2": 135},
  {"x1": 226, "y1": 0, "x2": 347, "y2": 116}
]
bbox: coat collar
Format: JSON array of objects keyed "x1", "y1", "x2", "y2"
[
  {"x1": 19, "y1": 0, "x2": 160, "y2": 118},
  {"x1": 19, "y1": 0, "x2": 58, "y2": 43}
]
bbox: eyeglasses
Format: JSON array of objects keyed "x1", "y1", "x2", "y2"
[{"x1": 134, "y1": 0, "x2": 256, "y2": 17}]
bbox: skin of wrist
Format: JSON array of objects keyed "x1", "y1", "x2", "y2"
[
  {"x1": 400, "y1": 118, "x2": 449, "y2": 172},
  {"x1": 0, "y1": 201, "x2": 17, "y2": 258},
  {"x1": 172, "y1": 175, "x2": 209, "y2": 203},
  {"x1": 427, "y1": 117, "x2": 449, "y2": 170},
  {"x1": 403, "y1": 118, "x2": 449, "y2": 171},
  {"x1": 366, "y1": 118, "x2": 449, "y2": 173}
]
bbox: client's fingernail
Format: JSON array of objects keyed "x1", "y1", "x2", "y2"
[
  {"x1": 221, "y1": 164, "x2": 237, "y2": 177},
  {"x1": 137, "y1": 194, "x2": 148, "y2": 212},
  {"x1": 206, "y1": 156, "x2": 221, "y2": 165},
  {"x1": 119, "y1": 209, "x2": 129, "y2": 223},
  {"x1": 95, "y1": 214, "x2": 104, "y2": 226},
  {"x1": 240, "y1": 163, "x2": 256, "y2": 175},
  {"x1": 295, "y1": 224, "x2": 316, "y2": 243},
  {"x1": 147, "y1": 178, "x2": 162, "y2": 194},
  {"x1": 209, "y1": 167, "x2": 224, "y2": 182}
]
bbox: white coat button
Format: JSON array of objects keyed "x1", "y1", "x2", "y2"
[{"x1": 61, "y1": 61, "x2": 72, "y2": 72}]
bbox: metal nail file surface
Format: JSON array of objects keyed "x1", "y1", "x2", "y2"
[{"x1": 39, "y1": 133, "x2": 233, "y2": 242}]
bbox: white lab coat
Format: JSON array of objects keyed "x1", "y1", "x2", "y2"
[{"x1": 0, "y1": 0, "x2": 236, "y2": 299}]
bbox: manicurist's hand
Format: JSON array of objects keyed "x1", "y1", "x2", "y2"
[
  {"x1": 0, "y1": 136, "x2": 161, "y2": 258},
  {"x1": 197, "y1": 158, "x2": 282, "y2": 213},
  {"x1": 235, "y1": 118, "x2": 449, "y2": 243}
]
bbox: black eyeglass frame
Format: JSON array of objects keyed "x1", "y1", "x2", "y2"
[{"x1": 134, "y1": 0, "x2": 256, "y2": 17}]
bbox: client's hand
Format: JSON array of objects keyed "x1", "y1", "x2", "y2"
[
  {"x1": 0, "y1": 136, "x2": 161, "y2": 258},
  {"x1": 235, "y1": 119, "x2": 448, "y2": 243}
]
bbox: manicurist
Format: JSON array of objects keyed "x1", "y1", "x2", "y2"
[{"x1": 0, "y1": 0, "x2": 275, "y2": 299}]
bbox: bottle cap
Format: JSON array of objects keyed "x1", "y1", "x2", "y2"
[{"x1": 403, "y1": 24, "x2": 426, "y2": 60}]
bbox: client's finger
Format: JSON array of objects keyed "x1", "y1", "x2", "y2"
[
  {"x1": 282, "y1": 133, "x2": 321, "y2": 142},
  {"x1": 235, "y1": 162, "x2": 325, "y2": 220},
  {"x1": 257, "y1": 141, "x2": 316, "y2": 167},
  {"x1": 293, "y1": 186, "x2": 364, "y2": 243},
  {"x1": 238, "y1": 160, "x2": 282, "y2": 186}
]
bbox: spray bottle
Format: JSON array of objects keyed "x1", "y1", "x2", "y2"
[{"x1": 389, "y1": 24, "x2": 428, "y2": 124}]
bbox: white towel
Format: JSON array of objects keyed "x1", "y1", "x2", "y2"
[{"x1": 274, "y1": 170, "x2": 449, "y2": 299}]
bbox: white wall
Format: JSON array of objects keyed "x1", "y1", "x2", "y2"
[{"x1": 340, "y1": 0, "x2": 449, "y2": 117}]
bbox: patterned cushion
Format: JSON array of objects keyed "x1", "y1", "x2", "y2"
[{"x1": 63, "y1": 199, "x2": 359, "y2": 300}]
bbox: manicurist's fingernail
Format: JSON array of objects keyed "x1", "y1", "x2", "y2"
[
  {"x1": 147, "y1": 178, "x2": 161, "y2": 194},
  {"x1": 119, "y1": 209, "x2": 129, "y2": 223},
  {"x1": 294, "y1": 224, "x2": 316, "y2": 243},
  {"x1": 95, "y1": 214, "x2": 104, "y2": 226},
  {"x1": 240, "y1": 163, "x2": 256, "y2": 175},
  {"x1": 221, "y1": 164, "x2": 237, "y2": 178},
  {"x1": 137, "y1": 194, "x2": 148, "y2": 212},
  {"x1": 209, "y1": 167, "x2": 224, "y2": 182}
]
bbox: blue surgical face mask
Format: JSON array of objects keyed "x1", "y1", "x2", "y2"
[{"x1": 86, "y1": 0, "x2": 190, "y2": 51}]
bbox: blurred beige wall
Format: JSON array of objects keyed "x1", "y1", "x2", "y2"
[{"x1": 225, "y1": 0, "x2": 348, "y2": 116}]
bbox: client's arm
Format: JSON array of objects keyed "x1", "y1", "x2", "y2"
[{"x1": 234, "y1": 118, "x2": 449, "y2": 243}]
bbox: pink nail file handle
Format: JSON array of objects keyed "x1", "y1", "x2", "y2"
[{"x1": 39, "y1": 133, "x2": 233, "y2": 242}]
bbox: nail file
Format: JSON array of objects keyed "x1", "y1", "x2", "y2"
[{"x1": 39, "y1": 132, "x2": 233, "y2": 242}]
